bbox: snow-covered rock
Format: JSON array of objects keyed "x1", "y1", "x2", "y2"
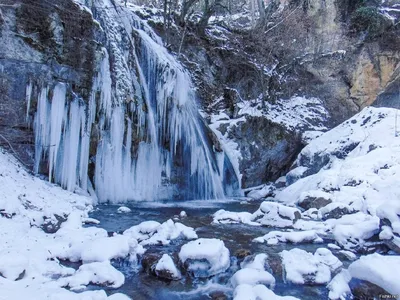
[
  {"x1": 280, "y1": 248, "x2": 342, "y2": 285},
  {"x1": 233, "y1": 284, "x2": 300, "y2": 300},
  {"x1": 123, "y1": 219, "x2": 197, "y2": 246},
  {"x1": 251, "y1": 202, "x2": 301, "y2": 228},
  {"x1": 179, "y1": 238, "x2": 230, "y2": 278},
  {"x1": 332, "y1": 215, "x2": 380, "y2": 250},
  {"x1": 213, "y1": 209, "x2": 259, "y2": 225},
  {"x1": 155, "y1": 254, "x2": 182, "y2": 280},
  {"x1": 327, "y1": 269, "x2": 352, "y2": 300},
  {"x1": 254, "y1": 230, "x2": 323, "y2": 245},
  {"x1": 117, "y1": 206, "x2": 131, "y2": 213},
  {"x1": 240, "y1": 253, "x2": 269, "y2": 271},
  {"x1": 348, "y1": 253, "x2": 400, "y2": 296},
  {"x1": 277, "y1": 107, "x2": 400, "y2": 223},
  {"x1": 230, "y1": 268, "x2": 275, "y2": 288},
  {"x1": 61, "y1": 261, "x2": 125, "y2": 290}
]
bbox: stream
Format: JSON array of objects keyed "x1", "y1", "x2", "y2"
[{"x1": 86, "y1": 199, "x2": 355, "y2": 300}]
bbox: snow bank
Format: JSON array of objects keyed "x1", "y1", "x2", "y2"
[
  {"x1": 348, "y1": 253, "x2": 400, "y2": 296},
  {"x1": 0, "y1": 149, "x2": 130, "y2": 299},
  {"x1": 254, "y1": 230, "x2": 323, "y2": 245},
  {"x1": 179, "y1": 238, "x2": 230, "y2": 278},
  {"x1": 278, "y1": 108, "x2": 400, "y2": 218}
]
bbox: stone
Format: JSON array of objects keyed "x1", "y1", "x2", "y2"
[
  {"x1": 234, "y1": 249, "x2": 252, "y2": 259},
  {"x1": 298, "y1": 196, "x2": 332, "y2": 211}
]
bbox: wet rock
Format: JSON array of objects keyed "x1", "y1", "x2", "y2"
[
  {"x1": 210, "y1": 291, "x2": 228, "y2": 300},
  {"x1": 321, "y1": 206, "x2": 352, "y2": 220},
  {"x1": 298, "y1": 196, "x2": 332, "y2": 211},
  {"x1": 266, "y1": 254, "x2": 283, "y2": 278},
  {"x1": 154, "y1": 254, "x2": 182, "y2": 281},
  {"x1": 234, "y1": 249, "x2": 251, "y2": 259},
  {"x1": 41, "y1": 214, "x2": 67, "y2": 234},
  {"x1": 141, "y1": 253, "x2": 162, "y2": 275},
  {"x1": 349, "y1": 279, "x2": 392, "y2": 300}
]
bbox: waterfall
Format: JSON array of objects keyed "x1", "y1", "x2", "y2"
[{"x1": 27, "y1": 2, "x2": 240, "y2": 202}]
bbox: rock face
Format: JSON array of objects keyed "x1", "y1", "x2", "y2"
[
  {"x1": 227, "y1": 117, "x2": 303, "y2": 187},
  {"x1": 149, "y1": 0, "x2": 400, "y2": 188},
  {"x1": 0, "y1": 0, "x2": 100, "y2": 167}
]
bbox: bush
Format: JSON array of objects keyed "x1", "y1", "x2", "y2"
[{"x1": 350, "y1": 7, "x2": 392, "y2": 38}]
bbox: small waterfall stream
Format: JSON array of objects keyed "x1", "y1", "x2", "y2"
[{"x1": 28, "y1": 1, "x2": 239, "y2": 202}]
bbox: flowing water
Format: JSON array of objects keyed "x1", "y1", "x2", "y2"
[{"x1": 87, "y1": 200, "x2": 351, "y2": 300}]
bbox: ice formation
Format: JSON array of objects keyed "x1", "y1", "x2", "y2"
[{"x1": 26, "y1": 2, "x2": 239, "y2": 202}]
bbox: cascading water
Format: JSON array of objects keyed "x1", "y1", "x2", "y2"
[{"x1": 27, "y1": 1, "x2": 240, "y2": 202}]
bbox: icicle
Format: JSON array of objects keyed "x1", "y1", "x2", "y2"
[
  {"x1": 25, "y1": 81, "x2": 33, "y2": 124},
  {"x1": 48, "y1": 83, "x2": 66, "y2": 182},
  {"x1": 34, "y1": 87, "x2": 50, "y2": 174}
]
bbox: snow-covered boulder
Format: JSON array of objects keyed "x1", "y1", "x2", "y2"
[
  {"x1": 348, "y1": 253, "x2": 400, "y2": 297},
  {"x1": 179, "y1": 238, "x2": 230, "y2": 278},
  {"x1": 240, "y1": 253, "x2": 269, "y2": 271},
  {"x1": 123, "y1": 219, "x2": 197, "y2": 246},
  {"x1": 233, "y1": 284, "x2": 300, "y2": 300},
  {"x1": 213, "y1": 209, "x2": 259, "y2": 225},
  {"x1": 280, "y1": 248, "x2": 342, "y2": 285},
  {"x1": 327, "y1": 269, "x2": 352, "y2": 300},
  {"x1": 61, "y1": 261, "x2": 125, "y2": 290},
  {"x1": 251, "y1": 202, "x2": 301, "y2": 228},
  {"x1": 117, "y1": 206, "x2": 131, "y2": 213},
  {"x1": 254, "y1": 230, "x2": 323, "y2": 245},
  {"x1": 230, "y1": 268, "x2": 275, "y2": 288},
  {"x1": 155, "y1": 254, "x2": 181, "y2": 280},
  {"x1": 332, "y1": 215, "x2": 380, "y2": 250}
]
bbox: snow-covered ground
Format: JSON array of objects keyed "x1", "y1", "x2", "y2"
[{"x1": 0, "y1": 149, "x2": 133, "y2": 299}]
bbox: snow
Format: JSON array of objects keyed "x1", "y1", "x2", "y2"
[
  {"x1": 213, "y1": 209, "x2": 260, "y2": 226},
  {"x1": 179, "y1": 238, "x2": 230, "y2": 278},
  {"x1": 123, "y1": 219, "x2": 197, "y2": 246},
  {"x1": 230, "y1": 268, "x2": 275, "y2": 288},
  {"x1": 332, "y1": 215, "x2": 380, "y2": 250},
  {"x1": 349, "y1": 253, "x2": 400, "y2": 296},
  {"x1": 327, "y1": 269, "x2": 351, "y2": 300},
  {"x1": 0, "y1": 149, "x2": 130, "y2": 299},
  {"x1": 247, "y1": 184, "x2": 275, "y2": 199},
  {"x1": 252, "y1": 202, "x2": 301, "y2": 228},
  {"x1": 279, "y1": 107, "x2": 400, "y2": 214},
  {"x1": 240, "y1": 254, "x2": 269, "y2": 271},
  {"x1": 280, "y1": 248, "x2": 341, "y2": 285},
  {"x1": 254, "y1": 230, "x2": 323, "y2": 245},
  {"x1": 155, "y1": 254, "x2": 182, "y2": 280},
  {"x1": 60, "y1": 261, "x2": 125, "y2": 290},
  {"x1": 117, "y1": 206, "x2": 131, "y2": 213},
  {"x1": 233, "y1": 284, "x2": 300, "y2": 300}
]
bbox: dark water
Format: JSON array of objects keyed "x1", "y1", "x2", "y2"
[{"x1": 87, "y1": 199, "x2": 350, "y2": 300}]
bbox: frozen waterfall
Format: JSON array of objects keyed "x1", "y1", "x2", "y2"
[{"x1": 27, "y1": 3, "x2": 239, "y2": 202}]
